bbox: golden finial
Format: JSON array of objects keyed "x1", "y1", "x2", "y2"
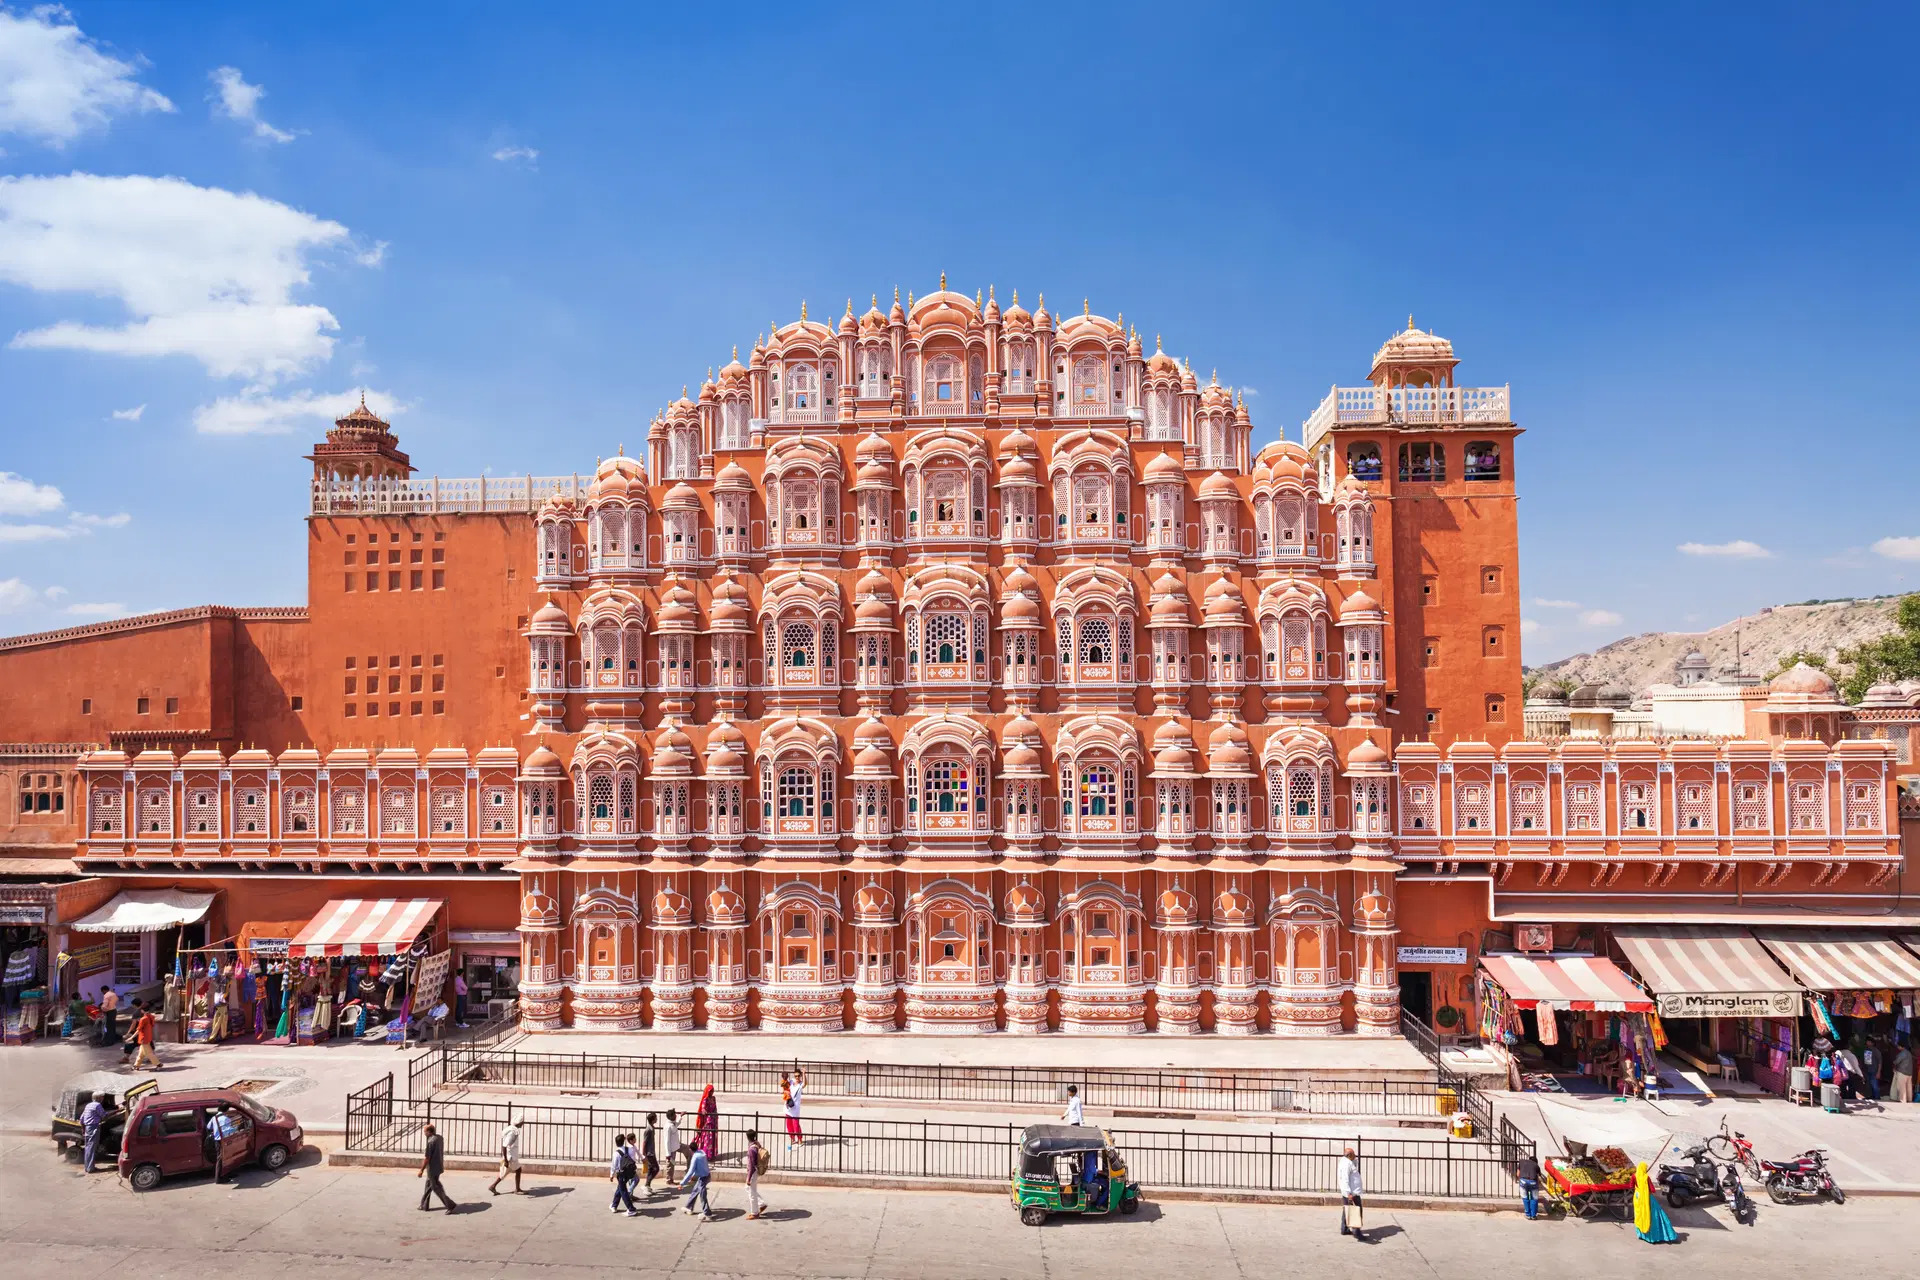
[
  {"x1": 845, "y1": 297, "x2": 853, "y2": 316},
  {"x1": 989, "y1": 283, "x2": 996, "y2": 301},
  {"x1": 940, "y1": 270, "x2": 947, "y2": 290},
  {"x1": 1155, "y1": 333, "x2": 1162, "y2": 351},
  {"x1": 616, "y1": 443, "x2": 624, "y2": 456},
  {"x1": 681, "y1": 385, "x2": 687, "y2": 398},
  {"x1": 1012, "y1": 288, "x2": 1019, "y2": 306},
  {"x1": 893, "y1": 286, "x2": 900, "y2": 304},
  {"x1": 1408, "y1": 314, "x2": 1416, "y2": 331},
  {"x1": 707, "y1": 367, "x2": 713, "y2": 382},
  {"x1": 975, "y1": 288, "x2": 981, "y2": 308},
  {"x1": 732, "y1": 344, "x2": 738, "y2": 360},
  {"x1": 1083, "y1": 298, "x2": 1090, "y2": 315},
  {"x1": 800, "y1": 300, "x2": 807, "y2": 321},
  {"x1": 872, "y1": 293, "x2": 879, "y2": 309},
  {"x1": 1117, "y1": 311, "x2": 1123, "y2": 331},
  {"x1": 1037, "y1": 291, "x2": 1045, "y2": 310},
  {"x1": 908, "y1": 291, "x2": 915, "y2": 308},
  {"x1": 1211, "y1": 369, "x2": 1217, "y2": 385}
]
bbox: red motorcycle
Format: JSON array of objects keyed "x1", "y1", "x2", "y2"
[{"x1": 1759, "y1": 1148, "x2": 1844, "y2": 1205}]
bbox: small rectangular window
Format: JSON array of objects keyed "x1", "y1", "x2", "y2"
[
  {"x1": 136, "y1": 696, "x2": 150, "y2": 715},
  {"x1": 1421, "y1": 577, "x2": 1437, "y2": 605},
  {"x1": 388, "y1": 701, "x2": 401, "y2": 717},
  {"x1": 432, "y1": 700, "x2": 445, "y2": 715},
  {"x1": 1423, "y1": 639, "x2": 1440, "y2": 668},
  {"x1": 1486, "y1": 695, "x2": 1506, "y2": 723},
  {"x1": 290, "y1": 696, "x2": 303, "y2": 711},
  {"x1": 388, "y1": 572, "x2": 401, "y2": 591},
  {"x1": 432, "y1": 570, "x2": 445, "y2": 590},
  {"x1": 431, "y1": 548, "x2": 444, "y2": 563},
  {"x1": 366, "y1": 572, "x2": 379, "y2": 591},
  {"x1": 165, "y1": 697, "x2": 179, "y2": 714},
  {"x1": 344, "y1": 703, "x2": 357, "y2": 717},
  {"x1": 1481, "y1": 565, "x2": 1504, "y2": 594},
  {"x1": 81, "y1": 698, "x2": 92, "y2": 714},
  {"x1": 344, "y1": 551, "x2": 356, "y2": 565},
  {"x1": 346, "y1": 534, "x2": 357, "y2": 544},
  {"x1": 410, "y1": 700, "x2": 422, "y2": 716}
]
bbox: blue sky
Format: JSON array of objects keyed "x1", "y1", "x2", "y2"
[{"x1": 0, "y1": 2, "x2": 1914, "y2": 662}]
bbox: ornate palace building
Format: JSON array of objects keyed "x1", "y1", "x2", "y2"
[{"x1": 2, "y1": 282, "x2": 1911, "y2": 1037}]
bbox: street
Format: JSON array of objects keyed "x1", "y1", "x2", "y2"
[{"x1": 3, "y1": 1134, "x2": 1911, "y2": 1279}]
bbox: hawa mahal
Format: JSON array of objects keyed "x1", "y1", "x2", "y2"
[{"x1": 1, "y1": 281, "x2": 1907, "y2": 1036}]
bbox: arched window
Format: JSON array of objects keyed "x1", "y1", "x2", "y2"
[
  {"x1": 1147, "y1": 388, "x2": 1175, "y2": 439},
  {"x1": 1347, "y1": 442, "x2": 1382, "y2": 481},
  {"x1": 784, "y1": 363, "x2": 818, "y2": 419},
  {"x1": 721, "y1": 399, "x2": 748, "y2": 448},
  {"x1": 1464, "y1": 441, "x2": 1501, "y2": 481},
  {"x1": 1079, "y1": 617, "x2": 1110, "y2": 666},
  {"x1": 1398, "y1": 442, "x2": 1445, "y2": 482},
  {"x1": 1005, "y1": 340, "x2": 1034, "y2": 393},
  {"x1": 1071, "y1": 355, "x2": 1104, "y2": 413},
  {"x1": 925, "y1": 355, "x2": 960, "y2": 406},
  {"x1": 667, "y1": 428, "x2": 697, "y2": 479},
  {"x1": 782, "y1": 622, "x2": 815, "y2": 669},
  {"x1": 778, "y1": 767, "x2": 816, "y2": 818}
]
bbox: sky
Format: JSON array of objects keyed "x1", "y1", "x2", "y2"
[{"x1": 0, "y1": 2, "x2": 1915, "y2": 663}]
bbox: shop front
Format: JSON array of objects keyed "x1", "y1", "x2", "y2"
[
  {"x1": 1751, "y1": 928, "x2": 1920, "y2": 1061},
  {"x1": 65, "y1": 888, "x2": 217, "y2": 1009},
  {"x1": 283, "y1": 898, "x2": 449, "y2": 1043},
  {"x1": 1478, "y1": 953, "x2": 1659, "y2": 1095},
  {"x1": 1612, "y1": 925, "x2": 1803, "y2": 1093},
  {"x1": 451, "y1": 929, "x2": 521, "y2": 1023}
]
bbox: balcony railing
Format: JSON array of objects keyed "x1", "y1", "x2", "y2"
[
  {"x1": 312, "y1": 475, "x2": 587, "y2": 516},
  {"x1": 1301, "y1": 384, "x2": 1512, "y2": 448}
]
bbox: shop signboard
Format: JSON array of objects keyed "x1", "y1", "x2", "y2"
[
  {"x1": 1655, "y1": 991, "x2": 1801, "y2": 1019},
  {"x1": 1398, "y1": 946, "x2": 1469, "y2": 965},
  {"x1": 71, "y1": 941, "x2": 111, "y2": 976},
  {"x1": 0, "y1": 904, "x2": 47, "y2": 924}
]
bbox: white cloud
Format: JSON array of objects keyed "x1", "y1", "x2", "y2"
[
  {"x1": 1531, "y1": 597, "x2": 1581, "y2": 609},
  {"x1": 0, "y1": 521, "x2": 70, "y2": 541},
  {"x1": 69, "y1": 510, "x2": 128, "y2": 528},
  {"x1": 209, "y1": 65, "x2": 292, "y2": 143},
  {"x1": 0, "y1": 469, "x2": 63, "y2": 515},
  {"x1": 490, "y1": 144, "x2": 538, "y2": 164},
  {"x1": 192, "y1": 385, "x2": 401, "y2": 436},
  {"x1": 0, "y1": 173, "x2": 357, "y2": 381},
  {"x1": 62, "y1": 600, "x2": 124, "y2": 617},
  {"x1": 1871, "y1": 536, "x2": 1920, "y2": 563},
  {"x1": 1678, "y1": 539, "x2": 1772, "y2": 559},
  {"x1": 354, "y1": 240, "x2": 388, "y2": 268},
  {"x1": 1520, "y1": 618, "x2": 1541, "y2": 636},
  {"x1": 1580, "y1": 609, "x2": 1624, "y2": 627},
  {"x1": 0, "y1": 576, "x2": 37, "y2": 611},
  {"x1": 0, "y1": 5, "x2": 173, "y2": 145},
  {"x1": 109, "y1": 402, "x2": 144, "y2": 421}
]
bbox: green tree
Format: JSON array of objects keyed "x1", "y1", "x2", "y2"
[{"x1": 1837, "y1": 593, "x2": 1920, "y2": 702}]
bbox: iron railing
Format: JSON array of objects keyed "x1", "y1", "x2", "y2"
[
  {"x1": 410, "y1": 1043, "x2": 1456, "y2": 1119},
  {"x1": 343, "y1": 1083, "x2": 1520, "y2": 1200}
]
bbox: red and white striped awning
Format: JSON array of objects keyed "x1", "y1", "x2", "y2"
[
  {"x1": 1752, "y1": 928, "x2": 1920, "y2": 992},
  {"x1": 288, "y1": 898, "x2": 443, "y2": 957},
  {"x1": 1480, "y1": 954, "x2": 1652, "y2": 1012}
]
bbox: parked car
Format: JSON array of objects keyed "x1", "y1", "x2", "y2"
[{"x1": 117, "y1": 1087, "x2": 304, "y2": 1190}]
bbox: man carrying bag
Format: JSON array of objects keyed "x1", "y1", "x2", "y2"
[{"x1": 1337, "y1": 1144, "x2": 1368, "y2": 1242}]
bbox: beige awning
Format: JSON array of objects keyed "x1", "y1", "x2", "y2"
[
  {"x1": 70, "y1": 889, "x2": 216, "y2": 934},
  {"x1": 1613, "y1": 925, "x2": 1802, "y2": 1018},
  {"x1": 1752, "y1": 929, "x2": 1920, "y2": 991}
]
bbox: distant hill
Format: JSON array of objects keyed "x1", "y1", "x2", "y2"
[{"x1": 1527, "y1": 596, "x2": 1904, "y2": 696}]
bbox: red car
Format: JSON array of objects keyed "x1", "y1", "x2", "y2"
[{"x1": 117, "y1": 1088, "x2": 304, "y2": 1191}]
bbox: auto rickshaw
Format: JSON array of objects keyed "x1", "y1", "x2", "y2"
[
  {"x1": 1010, "y1": 1124, "x2": 1142, "y2": 1225},
  {"x1": 52, "y1": 1074, "x2": 156, "y2": 1157}
]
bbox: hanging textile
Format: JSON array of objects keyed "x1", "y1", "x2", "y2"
[
  {"x1": 4, "y1": 948, "x2": 37, "y2": 986},
  {"x1": 1648, "y1": 1009, "x2": 1669, "y2": 1051},
  {"x1": 1811, "y1": 995, "x2": 1837, "y2": 1038},
  {"x1": 1537, "y1": 1001, "x2": 1560, "y2": 1046}
]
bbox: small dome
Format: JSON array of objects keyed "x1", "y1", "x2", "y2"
[
  {"x1": 1144, "y1": 452, "x2": 1185, "y2": 483},
  {"x1": 528, "y1": 598, "x2": 571, "y2": 633},
  {"x1": 1156, "y1": 885, "x2": 1197, "y2": 925},
  {"x1": 663, "y1": 482, "x2": 700, "y2": 510},
  {"x1": 705, "y1": 883, "x2": 745, "y2": 926},
  {"x1": 856, "y1": 430, "x2": 893, "y2": 465},
  {"x1": 522, "y1": 745, "x2": 563, "y2": 774},
  {"x1": 1005, "y1": 881, "x2": 1046, "y2": 922},
  {"x1": 1372, "y1": 319, "x2": 1457, "y2": 371},
  {"x1": 998, "y1": 428, "x2": 1036, "y2": 458},
  {"x1": 1002, "y1": 744, "x2": 1043, "y2": 772},
  {"x1": 1861, "y1": 682, "x2": 1907, "y2": 707},
  {"x1": 651, "y1": 887, "x2": 692, "y2": 925},
  {"x1": 1207, "y1": 720, "x2": 1253, "y2": 772},
  {"x1": 1002, "y1": 562, "x2": 1038, "y2": 595},
  {"x1": 588, "y1": 452, "x2": 647, "y2": 502},
  {"x1": 1770, "y1": 661, "x2": 1837, "y2": 697},
  {"x1": 999, "y1": 454, "x2": 1037, "y2": 483},
  {"x1": 852, "y1": 883, "x2": 894, "y2": 925},
  {"x1": 1151, "y1": 585, "x2": 1190, "y2": 623},
  {"x1": 1001, "y1": 592, "x2": 1040, "y2": 623},
  {"x1": 1203, "y1": 578, "x2": 1245, "y2": 623},
  {"x1": 1001, "y1": 292, "x2": 1031, "y2": 330},
  {"x1": 854, "y1": 744, "x2": 892, "y2": 772},
  {"x1": 1346, "y1": 739, "x2": 1390, "y2": 767},
  {"x1": 1338, "y1": 590, "x2": 1382, "y2": 618},
  {"x1": 715, "y1": 461, "x2": 752, "y2": 491},
  {"x1": 656, "y1": 584, "x2": 698, "y2": 628},
  {"x1": 1213, "y1": 885, "x2": 1254, "y2": 926},
  {"x1": 538, "y1": 492, "x2": 578, "y2": 521},
  {"x1": 1003, "y1": 714, "x2": 1040, "y2": 741},
  {"x1": 1250, "y1": 461, "x2": 1272, "y2": 487},
  {"x1": 855, "y1": 596, "x2": 893, "y2": 626},
  {"x1": 1153, "y1": 743, "x2": 1196, "y2": 773},
  {"x1": 1146, "y1": 340, "x2": 1178, "y2": 375}
]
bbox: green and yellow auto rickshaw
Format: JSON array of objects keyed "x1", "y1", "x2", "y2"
[{"x1": 1010, "y1": 1124, "x2": 1142, "y2": 1225}]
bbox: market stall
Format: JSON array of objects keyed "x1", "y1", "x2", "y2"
[
  {"x1": 285, "y1": 899, "x2": 448, "y2": 1044},
  {"x1": 65, "y1": 889, "x2": 217, "y2": 1011},
  {"x1": 1752, "y1": 928, "x2": 1920, "y2": 1060},
  {"x1": 1612, "y1": 925, "x2": 1804, "y2": 1093},
  {"x1": 1478, "y1": 953, "x2": 1660, "y2": 1095}
]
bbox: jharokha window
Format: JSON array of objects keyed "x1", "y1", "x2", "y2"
[{"x1": 1398, "y1": 442, "x2": 1446, "y2": 482}]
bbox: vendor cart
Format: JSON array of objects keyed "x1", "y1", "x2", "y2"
[{"x1": 1541, "y1": 1149, "x2": 1636, "y2": 1219}]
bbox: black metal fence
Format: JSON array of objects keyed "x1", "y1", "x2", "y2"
[
  {"x1": 410, "y1": 1044, "x2": 1459, "y2": 1120},
  {"x1": 344, "y1": 1075, "x2": 1520, "y2": 1200}
]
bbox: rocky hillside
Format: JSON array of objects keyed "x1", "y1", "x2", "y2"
[{"x1": 1527, "y1": 597, "x2": 1904, "y2": 696}]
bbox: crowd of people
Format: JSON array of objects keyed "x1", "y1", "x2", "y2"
[
  {"x1": 420, "y1": 1069, "x2": 806, "y2": 1220},
  {"x1": 1808, "y1": 1034, "x2": 1915, "y2": 1105}
]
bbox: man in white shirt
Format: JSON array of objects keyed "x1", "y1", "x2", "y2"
[
  {"x1": 1338, "y1": 1144, "x2": 1366, "y2": 1241},
  {"x1": 1062, "y1": 1084, "x2": 1085, "y2": 1126},
  {"x1": 488, "y1": 1117, "x2": 524, "y2": 1195},
  {"x1": 662, "y1": 1109, "x2": 682, "y2": 1183}
]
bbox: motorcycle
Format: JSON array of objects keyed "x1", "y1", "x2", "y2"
[
  {"x1": 1656, "y1": 1144, "x2": 1756, "y2": 1224},
  {"x1": 1761, "y1": 1148, "x2": 1844, "y2": 1205}
]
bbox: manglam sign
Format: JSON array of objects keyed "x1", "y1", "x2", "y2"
[{"x1": 1655, "y1": 991, "x2": 1801, "y2": 1019}]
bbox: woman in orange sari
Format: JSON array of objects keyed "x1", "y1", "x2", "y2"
[{"x1": 695, "y1": 1083, "x2": 719, "y2": 1161}]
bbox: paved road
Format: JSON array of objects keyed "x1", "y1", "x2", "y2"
[{"x1": 3, "y1": 1134, "x2": 1908, "y2": 1279}]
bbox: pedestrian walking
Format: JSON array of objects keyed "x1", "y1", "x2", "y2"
[
  {"x1": 417, "y1": 1123, "x2": 458, "y2": 1212},
  {"x1": 662, "y1": 1109, "x2": 681, "y2": 1182},
  {"x1": 129, "y1": 1000, "x2": 159, "y2": 1069},
  {"x1": 695, "y1": 1083, "x2": 719, "y2": 1161},
  {"x1": 610, "y1": 1133, "x2": 640, "y2": 1215},
  {"x1": 80, "y1": 1092, "x2": 111, "y2": 1174},
  {"x1": 1892, "y1": 1040, "x2": 1915, "y2": 1104},
  {"x1": 641, "y1": 1113, "x2": 661, "y2": 1193},
  {"x1": 745, "y1": 1128, "x2": 768, "y2": 1220},
  {"x1": 679, "y1": 1142, "x2": 713, "y2": 1220},
  {"x1": 1516, "y1": 1151, "x2": 1541, "y2": 1220},
  {"x1": 98, "y1": 986, "x2": 120, "y2": 1045},
  {"x1": 1337, "y1": 1144, "x2": 1367, "y2": 1241},
  {"x1": 1632, "y1": 1162, "x2": 1678, "y2": 1244},
  {"x1": 1062, "y1": 1084, "x2": 1084, "y2": 1126},
  {"x1": 781, "y1": 1068, "x2": 806, "y2": 1149},
  {"x1": 1863, "y1": 1039, "x2": 1884, "y2": 1102},
  {"x1": 488, "y1": 1117, "x2": 524, "y2": 1195}
]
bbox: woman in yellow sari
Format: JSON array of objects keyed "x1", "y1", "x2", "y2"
[{"x1": 1633, "y1": 1162, "x2": 1678, "y2": 1244}]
